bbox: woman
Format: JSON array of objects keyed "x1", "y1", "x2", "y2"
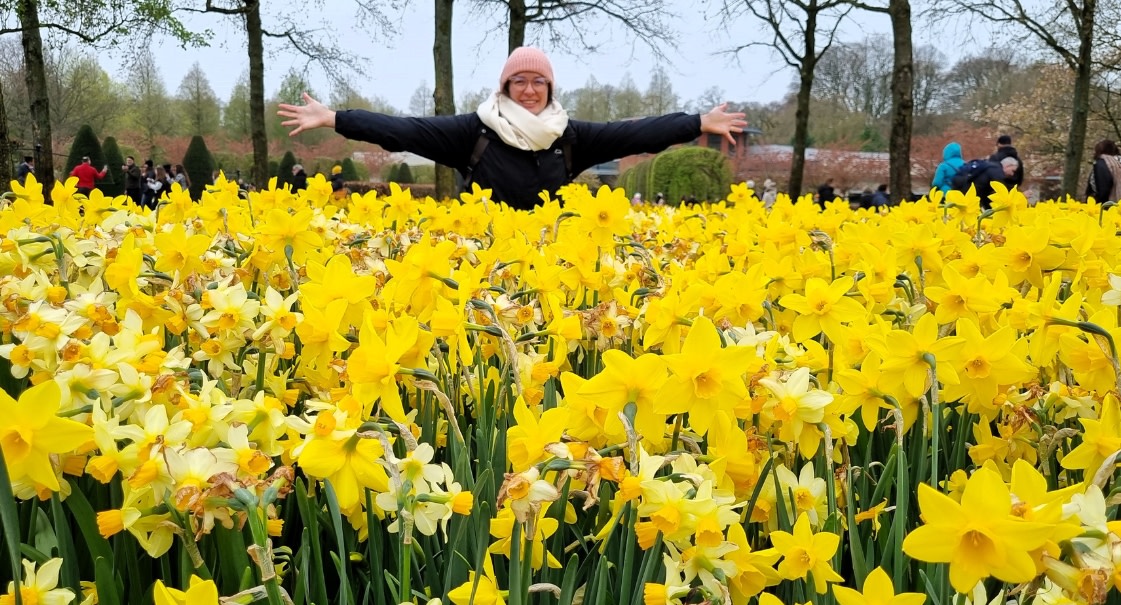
[
  {"x1": 172, "y1": 164, "x2": 190, "y2": 190},
  {"x1": 1086, "y1": 139, "x2": 1121, "y2": 204},
  {"x1": 146, "y1": 165, "x2": 171, "y2": 208},
  {"x1": 931, "y1": 142, "x2": 965, "y2": 193},
  {"x1": 278, "y1": 47, "x2": 747, "y2": 210}
]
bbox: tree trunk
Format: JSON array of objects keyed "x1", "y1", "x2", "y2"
[
  {"x1": 245, "y1": 0, "x2": 269, "y2": 188},
  {"x1": 19, "y1": 0, "x2": 53, "y2": 192},
  {"x1": 508, "y1": 0, "x2": 527, "y2": 52},
  {"x1": 0, "y1": 81, "x2": 13, "y2": 188},
  {"x1": 790, "y1": 68, "x2": 813, "y2": 198},
  {"x1": 887, "y1": 0, "x2": 913, "y2": 203},
  {"x1": 433, "y1": 0, "x2": 457, "y2": 200},
  {"x1": 1062, "y1": 0, "x2": 1095, "y2": 197},
  {"x1": 789, "y1": 6, "x2": 816, "y2": 198}
]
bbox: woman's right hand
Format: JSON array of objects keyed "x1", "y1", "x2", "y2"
[{"x1": 278, "y1": 92, "x2": 337, "y2": 136}]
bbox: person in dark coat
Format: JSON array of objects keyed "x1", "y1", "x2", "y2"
[
  {"x1": 989, "y1": 134, "x2": 1024, "y2": 189},
  {"x1": 291, "y1": 164, "x2": 308, "y2": 192},
  {"x1": 1086, "y1": 139, "x2": 1121, "y2": 203},
  {"x1": 871, "y1": 184, "x2": 889, "y2": 207},
  {"x1": 277, "y1": 47, "x2": 747, "y2": 210},
  {"x1": 817, "y1": 178, "x2": 836, "y2": 207},
  {"x1": 972, "y1": 157, "x2": 1020, "y2": 209},
  {"x1": 330, "y1": 164, "x2": 346, "y2": 193},
  {"x1": 15, "y1": 156, "x2": 33, "y2": 186},
  {"x1": 122, "y1": 156, "x2": 142, "y2": 205}
]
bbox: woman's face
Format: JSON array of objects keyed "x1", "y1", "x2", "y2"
[{"x1": 507, "y1": 71, "x2": 549, "y2": 115}]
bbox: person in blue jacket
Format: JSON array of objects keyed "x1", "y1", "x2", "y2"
[
  {"x1": 277, "y1": 47, "x2": 747, "y2": 210},
  {"x1": 931, "y1": 142, "x2": 965, "y2": 193}
]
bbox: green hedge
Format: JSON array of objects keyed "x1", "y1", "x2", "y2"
[
  {"x1": 101, "y1": 136, "x2": 125, "y2": 196},
  {"x1": 617, "y1": 147, "x2": 732, "y2": 205},
  {"x1": 182, "y1": 135, "x2": 216, "y2": 200}
]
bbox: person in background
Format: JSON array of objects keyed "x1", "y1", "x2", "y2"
[
  {"x1": 932, "y1": 141, "x2": 965, "y2": 193},
  {"x1": 872, "y1": 183, "x2": 890, "y2": 207},
  {"x1": 631, "y1": 192, "x2": 642, "y2": 206},
  {"x1": 762, "y1": 178, "x2": 777, "y2": 208},
  {"x1": 70, "y1": 156, "x2": 108, "y2": 196},
  {"x1": 816, "y1": 178, "x2": 836, "y2": 207},
  {"x1": 330, "y1": 164, "x2": 346, "y2": 193},
  {"x1": 291, "y1": 164, "x2": 308, "y2": 192},
  {"x1": 139, "y1": 160, "x2": 157, "y2": 209},
  {"x1": 277, "y1": 46, "x2": 746, "y2": 210},
  {"x1": 171, "y1": 164, "x2": 190, "y2": 191},
  {"x1": 1086, "y1": 139, "x2": 1121, "y2": 204},
  {"x1": 989, "y1": 134, "x2": 1024, "y2": 188},
  {"x1": 15, "y1": 156, "x2": 33, "y2": 186},
  {"x1": 972, "y1": 157, "x2": 1020, "y2": 209},
  {"x1": 123, "y1": 156, "x2": 142, "y2": 205},
  {"x1": 144, "y1": 165, "x2": 171, "y2": 208}
]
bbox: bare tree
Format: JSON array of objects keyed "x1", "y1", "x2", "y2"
[
  {"x1": 433, "y1": 0, "x2": 455, "y2": 199},
  {"x1": 941, "y1": 47, "x2": 1026, "y2": 113},
  {"x1": 175, "y1": 62, "x2": 221, "y2": 136},
  {"x1": 125, "y1": 53, "x2": 175, "y2": 159},
  {"x1": 812, "y1": 37, "x2": 893, "y2": 120},
  {"x1": 912, "y1": 45, "x2": 948, "y2": 118},
  {"x1": 408, "y1": 82, "x2": 435, "y2": 117},
  {"x1": 476, "y1": 0, "x2": 677, "y2": 59},
  {"x1": 843, "y1": 0, "x2": 914, "y2": 201},
  {"x1": 722, "y1": 0, "x2": 852, "y2": 196},
  {"x1": 642, "y1": 65, "x2": 679, "y2": 115},
  {"x1": 929, "y1": 0, "x2": 1106, "y2": 195}
]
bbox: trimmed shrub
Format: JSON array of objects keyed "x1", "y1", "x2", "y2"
[
  {"x1": 340, "y1": 157, "x2": 360, "y2": 181},
  {"x1": 648, "y1": 146, "x2": 731, "y2": 205},
  {"x1": 397, "y1": 162, "x2": 414, "y2": 184},
  {"x1": 633, "y1": 159, "x2": 652, "y2": 200},
  {"x1": 277, "y1": 151, "x2": 297, "y2": 187},
  {"x1": 101, "y1": 137, "x2": 125, "y2": 196},
  {"x1": 64, "y1": 125, "x2": 107, "y2": 183},
  {"x1": 182, "y1": 135, "x2": 216, "y2": 200}
]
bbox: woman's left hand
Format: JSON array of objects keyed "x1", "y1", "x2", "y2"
[{"x1": 700, "y1": 103, "x2": 748, "y2": 145}]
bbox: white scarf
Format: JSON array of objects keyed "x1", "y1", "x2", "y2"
[{"x1": 476, "y1": 92, "x2": 569, "y2": 151}]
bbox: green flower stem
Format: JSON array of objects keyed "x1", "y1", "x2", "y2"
[{"x1": 245, "y1": 506, "x2": 285, "y2": 605}]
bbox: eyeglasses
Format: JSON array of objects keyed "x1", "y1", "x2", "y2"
[{"x1": 508, "y1": 76, "x2": 548, "y2": 90}]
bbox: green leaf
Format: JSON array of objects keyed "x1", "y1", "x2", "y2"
[
  {"x1": 95, "y1": 556, "x2": 123, "y2": 605},
  {"x1": 62, "y1": 487, "x2": 114, "y2": 571},
  {"x1": 324, "y1": 481, "x2": 350, "y2": 605},
  {"x1": 50, "y1": 493, "x2": 81, "y2": 597},
  {"x1": 0, "y1": 449, "x2": 27, "y2": 605},
  {"x1": 558, "y1": 554, "x2": 581, "y2": 605}
]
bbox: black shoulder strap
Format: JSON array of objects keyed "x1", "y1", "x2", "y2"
[
  {"x1": 562, "y1": 141, "x2": 573, "y2": 179},
  {"x1": 465, "y1": 129, "x2": 490, "y2": 188}
]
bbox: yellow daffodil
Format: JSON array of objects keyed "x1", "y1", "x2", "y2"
[
  {"x1": 832, "y1": 567, "x2": 926, "y2": 605},
  {"x1": 0, "y1": 380, "x2": 93, "y2": 491},
  {"x1": 770, "y1": 512, "x2": 844, "y2": 593},
  {"x1": 654, "y1": 316, "x2": 759, "y2": 435},
  {"x1": 778, "y1": 276, "x2": 868, "y2": 343},
  {"x1": 902, "y1": 467, "x2": 1053, "y2": 592},
  {"x1": 152, "y1": 576, "x2": 219, "y2": 605},
  {"x1": 1, "y1": 558, "x2": 75, "y2": 605}
]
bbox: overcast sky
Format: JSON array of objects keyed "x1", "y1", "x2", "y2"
[{"x1": 126, "y1": 1, "x2": 901, "y2": 113}]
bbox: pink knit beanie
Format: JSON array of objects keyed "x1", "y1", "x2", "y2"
[{"x1": 499, "y1": 47, "x2": 554, "y2": 88}]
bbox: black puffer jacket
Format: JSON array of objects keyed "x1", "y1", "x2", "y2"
[{"x1": 334, "y1": 110, "x2": 702, "y2": 210}]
